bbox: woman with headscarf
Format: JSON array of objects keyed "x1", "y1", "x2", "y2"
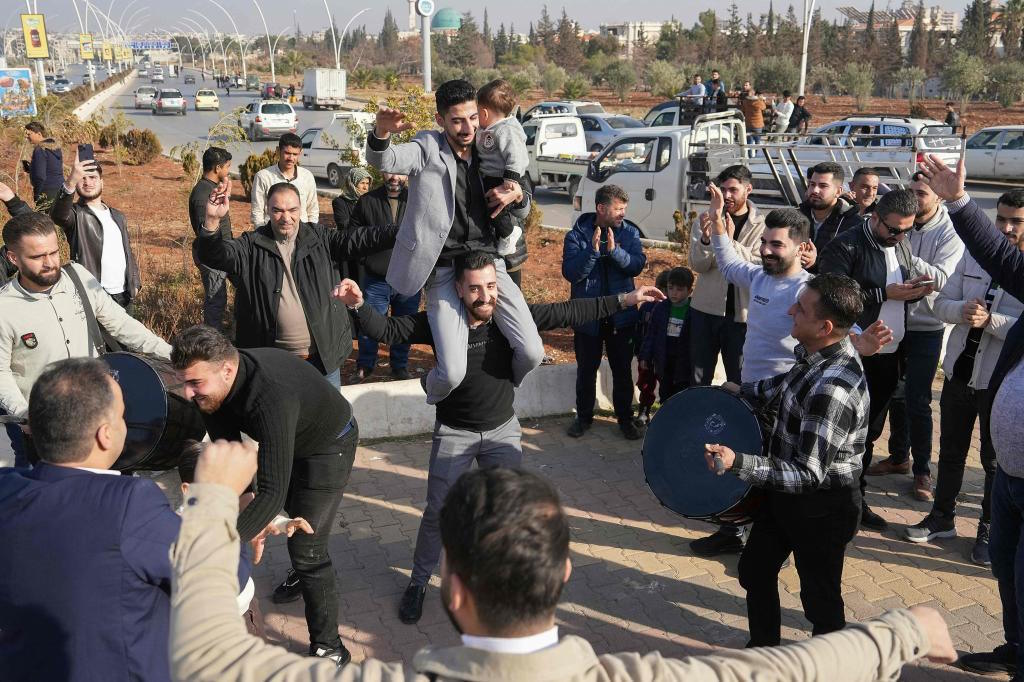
[{"x1": 331, "y1": 166, "x2": 373, "y2": 282}]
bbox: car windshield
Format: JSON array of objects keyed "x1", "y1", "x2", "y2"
[
  {"x1": 261, "y1": 104, "x2": 292, "y2": 114},
  {"x1": 197, "y1": 90, "x2": 216, "y2": 96},
  {"x1": 576, "y1": 104, "x2": 605, "y2": 114},
  {"x1": 161, "y1": 90, "x2": 182, "y2": 98},
  {"x1": 607, "y1": 117, "x2": 645, "y2": 129},
  {"x1": 137, "y1": 88, "x2": 156, "y2": 95},
  {"x1": 56, "y1": 79, "x2": 70, "y2": 85}
]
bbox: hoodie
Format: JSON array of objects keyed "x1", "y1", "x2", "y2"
[
  {"x1": 905, "y1": 203, "x2": 965, "y2": 331},
  {"x1": 28, "y1": 138, "x2": 64, "y2": 198}
]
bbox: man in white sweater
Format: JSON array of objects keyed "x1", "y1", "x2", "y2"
[
  {"x1": 0, "y1": 211, "x2": 171, "y2": 466},
  {"x1": 249, "y1": 133, "x2": 319, "y2": 228}
]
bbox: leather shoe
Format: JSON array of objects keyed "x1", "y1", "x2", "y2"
[
  {"x1": 866, "y1": 457, "x2": 910, "y2": 476},
  {"x1": 860, "y1": 504, "x2": 889, "y2": 531},
  {"x1": 391, "y1": 367, "x2": 411, "y2": 380},
  {"x1": 355, "y1": 366, "x2": 375, "y2": 382},
  {"x1": 690, "y1": 527, "x2": 746, "y2": 556},
  {"x1": 398, "y1": 581, "x2": 427, "y2": 624},
  {"x1": 913, "y1": 474, "x2": 933, "y2": 501},
  {"x1": 619, "y1": 420, "x2": 642, "y2": 440},
  {"x1": 567, "y1": 418, "x2": 591, "y2": 438}
]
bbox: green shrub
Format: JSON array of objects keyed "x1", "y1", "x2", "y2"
[
  {"x1": 561, "y1": 76, "x2": 591, "y2": 100},
  {"x1": 239, "y1": 148, "x2": 278, "y2": 197},
  {"x1": 121, "y1": 128, "x2": 162, "y2": 165}
]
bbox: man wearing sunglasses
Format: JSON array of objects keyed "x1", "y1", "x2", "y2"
[{"x1": 818, "y1": 189, "x2": 948, "y2": 531}]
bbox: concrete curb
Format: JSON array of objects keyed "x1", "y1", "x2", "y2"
[{"x1": 73, "y1": 72, "x2": 137, "y2": 121}]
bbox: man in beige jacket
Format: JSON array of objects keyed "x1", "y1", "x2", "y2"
[{"x1": 172, "y1": 445, "x2": 957, "y2": 682}]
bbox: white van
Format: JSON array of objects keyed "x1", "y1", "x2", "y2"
[{"x1": 298, "y1": 112, "x2": 377, "y2": 187}]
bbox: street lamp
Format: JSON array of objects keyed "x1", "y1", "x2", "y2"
[
  {"x1": 798, "y1": 0, "x2": 818, "y2": 97},
  {"x1": 187, "y1": 9, "x2": 229, "y2": 76},
  {"x1": 205, "y1": 0, "x2": 246, "y2": 81},
  {"x1": 249, "y1": 0, "x2": 275, "y2": 83}
]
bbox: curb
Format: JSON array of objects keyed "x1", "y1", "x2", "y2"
[{"x1": 73, "y1": 72, "x2": 137, "y2": 121}]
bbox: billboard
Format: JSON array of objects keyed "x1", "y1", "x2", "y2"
[
  {"x1": 128, "y1": 40, "x2": 172, "y2": 50},
  {"x1": 121, "y1": 46, "x2": 132, "y2": 61},
  {"x1": 0, "y1": 69, "x2": 37, "y2": 118},
  {"x1": 20, "y1": 14, "x2": 49, "y2": 60},
  {"x1": 102, "y1": 42, "x2": 113, "y2": 61},
  {"x1": 79, "y1": 33, "x2": 94, "y2": 60}
]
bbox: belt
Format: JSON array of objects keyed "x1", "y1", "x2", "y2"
[{"x1": 435, "y1": 257, "x2": 456, "y2": 269}]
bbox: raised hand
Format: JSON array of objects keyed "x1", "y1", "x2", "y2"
[
  {"x1": 918, "y1": 153, "x2": 966, "y2": 202},
  {"x1": 0, "y1": 181, "x2": 14, "y2": 203},
  {"x1": 851, "y1": 319, "x2": 893, "y2": 356},
  {"x1": 331, "y1": 278, "x2": 364, "y2": 308},
  {"x1": 707, "y1": 182, "x2": 725, "y2": 216},
  {"x1": 623, "y1": 285, "x2": 667, "y2": 308},
  {"x1": 68, "y1": 148, "x2": 99, "y2": 189},
  {"x1": 204, "y1": 179, "x2": 231, "y2": 228},
  {"x1": 606, "y1": 225, "x2": 617, "y2": 252},
  {"x1": 374, "y1": 106, "x2": 413, "y2": 137},
  {"x1": 699, "y1": 213, "x2": 712, "y2": 244},
  {"x1": 800, "y1": 239, "x2": 817, "y2": 270}
]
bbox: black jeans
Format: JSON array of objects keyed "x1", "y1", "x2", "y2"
[
  {"x1": 738, "y1": 486, "x2": 861, "y2": 647},
  {"x1": 884, "y1": 329, "x2": 945, "y2": 475},
  {"x1": 574, "y1": 324, "x2": 636, "y2": 423},
  {"x1": 284, "y1": 420, "x2": 358, "y2": 649},
  {"x1": 688, "y1": 308, "x2": 745, "y2": 386},
  {"x1": 934, "y1": 378, "x2": 996, "y2": 523},
  {"x1": 861, "y1": 352, "x2": 904, "y2": 497}
]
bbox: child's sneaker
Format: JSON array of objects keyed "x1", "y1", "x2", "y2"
[{"x1": 497, "y1": 224, "x2": 523, "y2": 256}]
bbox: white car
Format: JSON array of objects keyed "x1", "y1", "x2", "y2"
[
  {"x1": 194, "y1": 89, "x2": 220, "y2": 111},
  {"x1": 965, "y1": 126, "x2": 1024, "y2": 180},
  {"x1": 238, "y1": 99, "x2": 298, "y2": 141},
  {"x1": 521, "y1": 100, "x2": 605, "y2": 122},
  {"x1": 803, "y1": 115, "x2": 960, "y2": 167},
  {"x1": 152, "y1": 88, "x2": 187, "y2": 116},
  {"x1": 298, "y1": 112, "x2": 376, "y2": 187},
  {"x1": 52, "y1": 79, "x2": 73, "y2": 93},
  {"x1": 150, "y1": 72, "x2": 164, "y2": 84},
  {"x1": 134, "y1": 86, "x2": 157, "y2": 108}
]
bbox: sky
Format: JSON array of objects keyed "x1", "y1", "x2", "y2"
[{"x1": 37, "y1": 0, "x2": 972, "y2": 38}]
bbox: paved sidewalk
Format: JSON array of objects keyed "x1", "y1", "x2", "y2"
[{"x1": 243, "y1": 413, "x2": 999, "y2": 680}]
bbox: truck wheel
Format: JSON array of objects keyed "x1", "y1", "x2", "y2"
[
  {"x1": 568, "y1": 175, "x2": 581, "y2": 199},
  {"x1": 327, "y1": 164, "x2": 343, "y2": 188},
  {"x1": 303, "y1": 100, "x2": 310, "y2": 109}
]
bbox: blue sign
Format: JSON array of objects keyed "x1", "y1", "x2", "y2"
[
  {"x1": 0, "y1": 69, "x2": 37, "y2": 118},
  {"x1": 129, "y1": 40, "x2": 172, "y2": 50}
]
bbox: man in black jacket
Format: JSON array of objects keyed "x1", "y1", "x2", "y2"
[
  {"x1": 188, "y1": 147, "x2": 233, "y2": 330},
  {"x1": 51, "y1": 153, "x2": 141, "y2": 308},
  {"x1": 195, "y1": 180, "x2": 396, "y2": 389},
  {"x1": 170, "y1": 325, "x2": 357, "y2": 667},
  {"x1": 333, "y1": 250, "x2": 663, "y2": 626},
  {"x1": 818, "y1": 189, "x2": 943, "y2": 531},
  {"x1": 799, "y1": 162, "x2": 863, "y2": 267},
  {"x1": 349, "y1": 172, "x2": 420, "y2": 381},
  {"x1": 23, "y1": 122, "x2": 64, "y2": 205}
]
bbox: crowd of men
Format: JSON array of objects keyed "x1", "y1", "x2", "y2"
[{"x1": 0, "y1": 77, "x2": 1019, "y2": 680}]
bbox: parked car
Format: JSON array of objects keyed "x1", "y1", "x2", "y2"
[
  {"x1": 580, "y1": 114, "x2": 646, "y2": 153},
  {"x1": 803, "y1": 115, "x2": 960, "y2": 166},
  {"x1": 298, "y1": 112, "x2": 376, "y2": 187},
  {"x1": 238, "y1": 99, "x2": 298, "y2": 141},
  {"x1": 194, "y1": 89, "x2": 220, "y2": 111},
  {"x1": 152, "y1": 88, "x2": 187, "y2": 116},
  {"x1": 52, "y1": 79, "x2": 73, "y2": 93},
  {"x1": 44, "y1": 74, "x2": 55, "y2": 85},
  {"x1": 644, "y1": 100, "x2": 683, "y2": 127},
  {"x1": 134, "y1": 86, "x2": 158, "y2": 108},
  {"x1": 965, "y1": 126, "x2": 1024, "y2": 180},
  {"x1": 521, "y1": 100, "x2": 605, "y2": 122},
  {"x1": 183, "y1": 74, "x2": 196, "y2": 84}
]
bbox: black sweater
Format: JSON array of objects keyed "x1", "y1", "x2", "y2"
[
  {"x1": 357, "y1": 294, "x2": 623, "y2": 431},
  {"x1": 201, "y1": 348, "x2": 354, "y2": 540}
]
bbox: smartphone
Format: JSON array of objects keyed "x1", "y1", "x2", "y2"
[
  {"x1": 78, "y1": 143, "x2": 95, "y2": 162},
  {"x1": 21, "y1": 160, "x2": 30, "y2": 172},
  {"x1": 911, "y1": 278, "x2": 934, "y2": 289}
]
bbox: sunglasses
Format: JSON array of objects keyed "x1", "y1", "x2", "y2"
[{"x1": 880, "y1": 215, "x2": 914, "y2": 237}]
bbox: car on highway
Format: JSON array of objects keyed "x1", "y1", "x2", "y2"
[
  {"x1": 238, "y1": 99, "x2": 298, "y2": 141},
  {"x1": 579, "y1": 113, "x2": 646, "y2": 153},
  {"x1": 81, "y1": 74, "x2": 94, "y2": 85},
  {"x1": 138, "y1": 68, "x2": 149, "y2": 78},
  {"x1": 134, "y1": 86, "x2": 158, "y2": 108},
  {"x1": 965, "y1": 125, "x2": 1024, "y2": 180},
  {"x1": 183, "y1": 74, "x2": 196, "y2": 84},
  {"x1": 151, "y1": 72, "x2": 164, "y2": 84},
  {"x1": 246, "y1": 74, "x2": 259, "y2": 90},
  {"x1": 152, "y1": 88, "x2": 187, "y2": 116},
  {"x1": 44, "y1": 74, "x2": 55, "y2": 85},
  {"x1": 194, "y1": 89, "x2": 219, "y2": 111},
  {"x1": 298, "y1": 112, "x2": 377, "y2": 186},
  {"x1": 52, "y1": 79, "x2": 73, "y2": 94}
]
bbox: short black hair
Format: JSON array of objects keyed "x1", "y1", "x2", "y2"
[
  {"x1": 455, "y1": 250, "x2": 496, "y2": 281},
  {"x1": 716, "y1": 164, "x2": 752, "y2": 186},
  {"x1": 876, "y1": 188, "x2": 919, "y2": 220},
  {"x1": 667, "y1": 266, "x2": 694, "y2": 290},
  {"x1": 796, "y1": 95, "x2": 806, "y2": 101},
  {"x1": 29, "y1": 358, "x2": 116, "y2": 464},
  {"x1": 764, "y1": 207, "x2": 810, "y2": 242},
  {"x1": 177, "y1": 440, "x2": 205, "y2": 484},
  {"x1": 435, "y1": 79, "x2": 477, "y2": 116},
  {"x1": 998, "y1": 189, "x2": 1024, "y2": 209},
  {"x1": 654, "y1": 269, "x2": 670, "y2": 291},
  {"x1": 782, "y1": 90, "x2": 791, "y2": 98},
  {"x1": 171, "y1": 324, "x2": 239, "y2": 370},
  {"x1": 266, "y1": 181, "x2": 300, "y2": 205},
  {"x1": 595, "y1": 184, "x2": 629, "y2": 207},
  {"x1": 24, "y1": 121, "x2": 46, "y2": 135},
  {"x1": 278, "y1": 132, "x2": 302, "y2": 150},
  {"x1": 202, "y1": 146, "x2": 232, "y2": 173},
  {"x1": 852, "y1": 167, "x2": 880, "y2": 183},
  {"x1": 3, "y1": 211, "x2": 57, "y2": 248},
  {"x1": 805, "y1": 273, "x2": 864, "y2": 331},
  {"x1": 946, "y1": 101, "x2": 955, "y2": 107},
  {"x1": 440, "y1": 467, "x2": 569, "y2": 633},
  {"x1": 807, "y1": 161, "x2": 844, "y2": 184}
]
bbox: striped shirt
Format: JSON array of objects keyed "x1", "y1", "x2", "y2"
[{"x1": 733, "y1": 336, "x2": 869, "y2": 493}]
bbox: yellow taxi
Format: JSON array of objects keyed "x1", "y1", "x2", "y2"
[{"x1": 194, "y1": 89, "x2": 220, "y2": 111}]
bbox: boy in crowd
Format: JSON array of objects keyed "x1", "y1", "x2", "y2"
[
  {"x1": 638, "y1": 267, "x2": 695, "y2": 408},
  {"x1": 635, "y1": 270, "x2": 670, "y2": 425},
  {"x1": 475, "y1": 79, "x2": 528, "y2": 256}
]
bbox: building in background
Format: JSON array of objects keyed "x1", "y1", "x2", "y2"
[{"x1": 599, "y1": 21, "x2": 670, "y2": 59}]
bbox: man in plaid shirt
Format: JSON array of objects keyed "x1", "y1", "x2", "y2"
[{"x1": 705, "y1": 273, "x2": 870, "y2": 647}]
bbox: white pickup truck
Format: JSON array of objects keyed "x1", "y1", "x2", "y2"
[
  {"x1": 520, "y1": 115, "x2": 591, "y2": 198},
  {"x1": 298, "y1": 111, "x2": 376, "y2": 187}
]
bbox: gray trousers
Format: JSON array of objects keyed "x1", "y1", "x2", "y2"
[
  {"x1": 423, "y1": 258, "x2": 545, "y2": 405},
  {"x1": 193, "y1": 242, "x2": 227, "y2": 330},
  {"x1": 410, "y1": 416, "x2": 522, "y2": 585}
]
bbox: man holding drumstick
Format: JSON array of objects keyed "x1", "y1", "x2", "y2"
[{"x1": 704, "y1": 273, "x2": 870, "y2": 647}]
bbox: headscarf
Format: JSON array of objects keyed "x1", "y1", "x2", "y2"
[{"x1": 342, "y1": 167, "x2": 372, "y2": 201}]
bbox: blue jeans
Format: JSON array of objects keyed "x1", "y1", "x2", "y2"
[
  {"x1": 2, "y1": 407, "x2": 28, "y2": 468},
  {"x1": 989, "y1": 466, "x2": 1024, "y2": 664},
  {"x1": 357, "y1": 273, "x2": 421, "y2": 372},
  {"x1": 305, "y1": 355, "x2": 341, "y2": 390},
  {"x1": 888, "y1": 329, "x2": 944, "y2": 475}
]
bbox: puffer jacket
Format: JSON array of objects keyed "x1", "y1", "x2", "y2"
[
  {"x1": 28, "y1": 139, "x2": 64, "y2": 199},
  {"x1": 562, "y1": 212, "x2": 646, "y2": 335},
  {"x1": 798, "y1": 196, "x2": 863, "y2": 257}
]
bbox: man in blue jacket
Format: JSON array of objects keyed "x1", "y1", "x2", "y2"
[
  {"x1": 0, "y1": 358, "x2": 249, "y2": 681},
  {"x1": 562, "y1": 184, "x2": 647, "y2": 440}
]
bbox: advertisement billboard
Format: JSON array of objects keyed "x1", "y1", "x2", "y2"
[
  {"x1": 20, "y1": 14, "x2": 49, "y2": 60},
  {"x1": 79, "y1": 33, "x2": 94, "y2": 60},
  {"x1": 102, "y1": 42, "x2": 113, "y2": 61},
  {"x1": 0, "y1": 69, "x2": 37, "y2": 118}
]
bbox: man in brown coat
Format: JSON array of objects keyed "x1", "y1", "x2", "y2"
[{"x1": 739, "y1": 81, "x2": 766, "y2": 145}]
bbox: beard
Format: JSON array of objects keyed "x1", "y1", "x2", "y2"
[
  {"x1": 467, "y1": 297, "x2": 496, "y2": 323},
  {"x1": 807, "y1": 195, "x2": 832, "y2": 210},
  {"x1": 21, "y1": 267, "x2": 61, "y2": 288},
  {"x1": 762, "y1": 253, "x2": 794, "y2": 275},
  {"x1": 78, "y1": 186, "x2": 102, "y2": 201},
  {"x1": 191, "y1": 393, "x2": 225, "y2": 414}
]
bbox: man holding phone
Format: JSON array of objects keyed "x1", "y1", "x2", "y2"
[{"x1": 51, "y1": 148, "x2": 141, "y2": 309}]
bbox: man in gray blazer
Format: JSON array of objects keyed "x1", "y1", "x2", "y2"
[{"x1": 365, "y1": 79, "x2": 545, "y2": 405}]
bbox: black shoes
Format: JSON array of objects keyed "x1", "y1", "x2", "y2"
[
  {"x1": 309, "y1": 642, "x2": 351, "y2": 667},
  {"x1": 619, "y1": 420, "x2": 642, "y2": 440},
  {"x1": 272, "y1": 569, "x2": 302, "y2": 604},
  {"x1": 959, "y1": 642, "x2": 1017, "y2": 676},
  {"x1": 391, "y1": 367, "x2": 411, "y2": 381},
  {"x1": 860, "y1": 504, "x2": 889, "y2": 531},
  {"x1": 567, "y1": 418, "x2": 591, "y2": 438},
  {"x1": 690, "y1": 527, "x2": 746, "y2": 557},
  {"x1": 972, "y1": 522, "x2": 992, "y2": 566},
  {"x1": 398, "y1": 580, "x2": 427, "y2": 624}
]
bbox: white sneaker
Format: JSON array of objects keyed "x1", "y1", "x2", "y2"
[{"x1": 497, "y1": 224, "x2": 523, "y2": 256}]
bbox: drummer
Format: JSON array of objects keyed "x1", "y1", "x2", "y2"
[
  {"x1": 0, "y1": 211, "x2": 171, "y2": 467},
  {"x1": 704, "y1": 273, "x2": 870, "y2": 647}
]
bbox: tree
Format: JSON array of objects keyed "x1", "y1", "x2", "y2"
[
  {"x1": 645, "y1": 60, "x2": 684, "y2": 99},
  {"x1": 990, "y1": 61, "x2": 1024, "y2": 107},
  {"x1": 908, "y1": 0, "x2": 928, "y2": 68},
  {"x1": 379, "y1": 8, "x2": 399, "y2": 54},
  {"x1": 494, "y1": 24, "x2": 510, "y2": 62},
  {"x1": 753, "y1": 55, "x2": 799, "y2": 94},
  {"x1": 766, "y1": 1, "x2": 776, "y2": 38},
  {"x1": 655, "y1": 21, "x2": 685, "y2": 60},
  {"x1": 1001, "y1": 0, "x2": 1024, "y2": 60},
  {"x1": 482, "y1": 9, "x2": 492, "y2": 46},
  {"x1": 942, "y1": 51, "x2": 986, "y2": 113},
  {"x1": 505, "y1": 65, "x2": 538, "y2": 97},
  {"x1": 604, "y1": 61, "x2": 638, "y2": 101},
  {"x1": 539, "y1": 63, "x2": 567, "y2": 97},
  {"x1": 862, "y1": 1, "x2": 878, "y2": 55},
  {"x1": 561, "y1": 75, "x2": 591, "y2": 99},
  {"x1": 839, "y1": 61, "x2": 875, "y2": 111},
  {"x1": 959, "y1": 0, "x2": 994, "y2": 59},
  {"x1": 894, "y1": 65, "x2": 927, "y2": 103},
  {"x1": 549, "y1": 10, "x2": 583, "y2": 70},
  {"x1": 880, "y1": 17, "x2": 905, "y2": 90},
  {"x1": 536, "y1": 5, "x2": 556, "y2": 52}
]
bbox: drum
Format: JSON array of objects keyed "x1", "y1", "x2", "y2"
[
  {"x1": 102, "y1": 352, "x2": 207, "y2": 472},
  {"x1": 642, "y1": 386, "x2": 765, "y2": 525}
]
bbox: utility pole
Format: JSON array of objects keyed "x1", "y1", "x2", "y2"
[{"x1": 415, "y1": 0, "x2": 434, "y2": 93}]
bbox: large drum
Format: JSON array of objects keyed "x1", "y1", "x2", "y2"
[
  {"x1": 102, "y1": 352, "x2": 207, "y2": 472},
  {"x1": 642, "y1": 386, "x2": 765, "y2": 525}
]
